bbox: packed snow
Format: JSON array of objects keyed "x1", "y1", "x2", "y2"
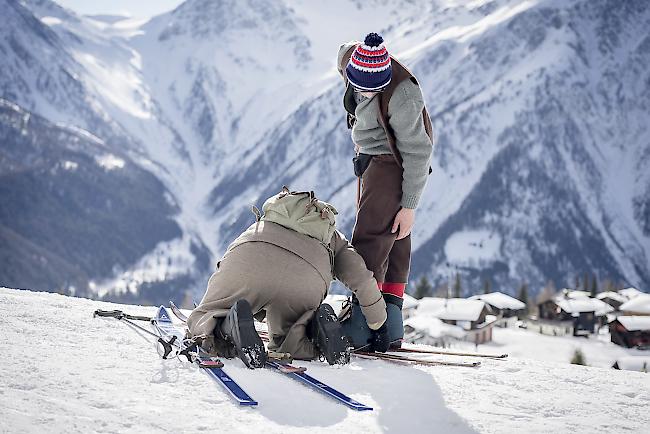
[{"x1": 3, "y1": 287, "x2": 649, "y2": 433}]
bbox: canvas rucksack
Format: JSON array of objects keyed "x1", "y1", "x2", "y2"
[{"x1": 255, "y1": 187, "x2": 338, "y2": 245}]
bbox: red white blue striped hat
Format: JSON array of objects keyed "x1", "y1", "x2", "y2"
[{"x1": 346, "y1": 33, "x2": 392, "y2": 91}]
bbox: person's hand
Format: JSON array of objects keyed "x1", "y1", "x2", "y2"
[
  {"x1": 369, "y1": 322, "x2": 390, "y2": 353},
  {"x1": 391, "y1": 208, "x2": 415, "y2": 240}
]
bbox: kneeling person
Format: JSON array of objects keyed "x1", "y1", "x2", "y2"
[{"x1": 187, "y1": 188, "x2": 390, "y2": 368}]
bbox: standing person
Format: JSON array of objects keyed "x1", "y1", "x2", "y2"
[
  {"x1": 187, "y1": 188, "x2": 390, "y2": 369},
  {"x1": 336, "y1": 33, "x2": 434, "y2": 349}
]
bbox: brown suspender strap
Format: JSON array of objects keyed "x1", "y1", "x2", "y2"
[{"x1": 377, "y1": 57, "x2": 435, "y2": 168}]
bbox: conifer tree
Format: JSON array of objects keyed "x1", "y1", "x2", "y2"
[
  {"x1": 518, "y1": 282, "x2": 529, "y2": 307},
  {"x1": 483, "y1": 278, "x2": 491, "y2": 294},
  {"x1": 414, "y1": 276, "x2": 433, "y2": 300},
  {"x1": 590, "y1": 276, "x2": 598, "y2": 297},
  {"x1": 453, "y1": 273, "x2": 462, "y2": 298},
  {"x1": 570, "y1": 349, "x2": 587, "y2": 366}
]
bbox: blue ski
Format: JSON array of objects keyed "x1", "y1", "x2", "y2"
[
  {"x1": 152, "y1": 306, "x2": 258, "y2": 407},
  {"x1": 265, "y1": 360, "x2": 372, "y2": 411},
  {"x1": 168, "y1": 302, "x2": 371, "y2": 411}
]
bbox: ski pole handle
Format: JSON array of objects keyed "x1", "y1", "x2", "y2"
[
  {"x1": 93, "y1": 309, "x2": 124, "y2": 319},
  {"x1": 93, "y1": 309, "x2": 152, "y2": 321}
]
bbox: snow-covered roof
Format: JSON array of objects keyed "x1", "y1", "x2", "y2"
[
  {"x1": 619, "y1": 294, "x2": 650, "y2": 315},
  {"x1": 590, "y1": 298, "x2": 615, "y2": 316},
  {"x1": 554, "y1": 297, "x2": 596, "y2": 314},
  {"x1": 614, "y1": 356, "x2": 650, "y2": 372},
  {"x1": 470, "y1": 292, "x2": 525, "y2": 310},
  {"x1": 562, "y1": 289, "x2": 591, "y2": 299},
  {"x1": 418, "y1": 297, "x2": 486, "y2": 322},
  {"x1": 552, "y1": 295, "x2": 613, "y2": 316},
  {"x1": 404, "y1": 315, "x2": 466, "y2": 339},
  {"x1": 615, "y1": 316, "x2": 650, "y2": 331},
  {"x1": 596, "y1": 291, "x2": 627, "y2": 304},
  {"x1": 618, "y1": 287, "x2": 644, "y2": 300},
  {"x1": 416, "y1": 297, "x2": 449, "y2": 314}
]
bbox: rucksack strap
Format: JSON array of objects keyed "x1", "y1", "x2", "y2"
[{"x1": 251, "y1": 205, "x2": 262, "y2": 222}]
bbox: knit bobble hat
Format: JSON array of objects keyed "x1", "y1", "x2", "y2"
[{"x1": 346, "y1": 33, "x2": 392, "y2": 91}]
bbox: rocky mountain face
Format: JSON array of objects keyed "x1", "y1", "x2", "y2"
[
  {"x1": 0, "y1": 0, "x2": 648, "y2": 302},
  {"x1": 0, "y1": 99, "x2": 213, "y2": 304}
]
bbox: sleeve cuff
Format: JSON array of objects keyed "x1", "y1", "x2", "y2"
[{"x1": 401, "y1": 193, "x2": 420, "y2": 209}]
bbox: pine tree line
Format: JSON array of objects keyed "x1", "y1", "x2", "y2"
[{"x1": 409, "y1": 271, "x2": 626, "y2": 303}]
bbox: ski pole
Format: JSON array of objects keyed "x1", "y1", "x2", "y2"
[
  {"x1": 352, "y1": 338, "x2": 402, "y2": 353},
  {"x1": 93, "y1": 309, "x2": 187, "y2": 359}
]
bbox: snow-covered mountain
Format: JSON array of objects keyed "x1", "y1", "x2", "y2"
[
  {"x1": 1, "y1": 0, "x2": 649, "y2": 302},
  {"x1": 0, "y1": 98, "x2": 212, "y2": 303},
  {"x1": 2, "y1": 287, "x2": 650, "y2": 433}
]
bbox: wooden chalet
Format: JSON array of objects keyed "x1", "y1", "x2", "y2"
[
  {"x1": 417, "y1": 298, "x2": 497, "y2": 345},
  {"x1": 609, "y1": 316, "x2": 650, "y2": 349},
  {"x1": 534, "y1": 296, "x2": 597, "y2": 336},
  {"x1": 470, "y1": 292, "x2": 526, "y2": 324}
]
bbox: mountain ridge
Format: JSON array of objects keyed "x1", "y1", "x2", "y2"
[{"x1": 1, "y1": 0, "x2": 648, "y2": 301}]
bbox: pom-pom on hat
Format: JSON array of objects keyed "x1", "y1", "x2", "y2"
[{"x1": 346, "y1": 33, "x2": 392, "y2": 91}]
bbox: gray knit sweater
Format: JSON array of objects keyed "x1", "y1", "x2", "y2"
[{"x1": 338, "y1": 42, "x2": 433, "y2": 209}]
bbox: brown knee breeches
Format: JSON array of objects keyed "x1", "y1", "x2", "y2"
[{"x1": 351, "y1": 155, "x2": 411, "y2": 286}]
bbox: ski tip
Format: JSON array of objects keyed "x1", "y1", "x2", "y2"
[
  {"x1": 155, "y1": 305, "x2": 173, "y2": 323},
  {"x1": 198, "y1": 359, "x2": 224, "y2": 368}
]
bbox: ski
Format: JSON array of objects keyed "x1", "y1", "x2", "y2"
[
  {"x1": 267, "y1": 359, "x2": 307, "y2": 373},
  {"x1": 265, "y1": 360, "x2": 373, "y2": 411},
  {"x1": 170, "y1": 302, "x2": 373, "y2": 411},
  {"x1": 256, "y1": 316, "x2": 479, "y2": 367},
  {"x1": 395, "y1": 346, "x2": 508, "y2": 359},
  {"x1": 152, "y1": 306, "x2": 258, "y2": 407},
  {"x1": 353, "y1": 351, "x2": 481, "y2": 368},
  {"x1": 169, "y1": 301, "x2": 188, "y2": 322}
]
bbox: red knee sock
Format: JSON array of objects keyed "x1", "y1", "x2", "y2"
[{"x1": 382, "y1": 282, "x2": 406, "y2": 299}]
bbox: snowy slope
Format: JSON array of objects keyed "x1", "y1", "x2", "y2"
[
  {"x1": 1, "y1": 0, "x2": 649, "y2": 300},
  {"x1": 0, "y1": 98, "x2": 202, "y2": 299},
  {"x1": 2, "y1": 287, "x2": 650, "y2": 434}
]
